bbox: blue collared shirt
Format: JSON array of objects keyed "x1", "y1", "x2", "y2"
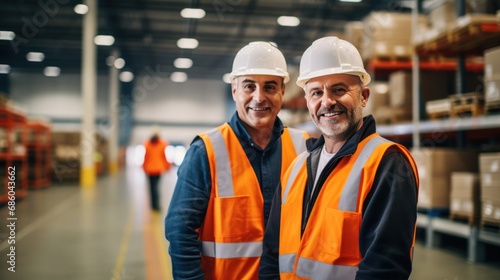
[{"x1": 165, "y1": 112, "x2": 285, "y2": 280}]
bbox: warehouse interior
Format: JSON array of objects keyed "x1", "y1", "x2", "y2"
[{"x1": 2, "y1": 0, "x2": 500, "y2": 279}]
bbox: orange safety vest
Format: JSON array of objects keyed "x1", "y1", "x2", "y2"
[
  {"x1": 143, "y1": 139, "x2": 170, "y2": 175},
  {"x1": 198, "y1": 123, "x2": 308, "y2": 280},
  {"x1": 279, "y1": 133, "x2": 419, "y2": 280}
]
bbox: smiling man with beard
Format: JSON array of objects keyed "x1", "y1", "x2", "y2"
[
  {"x1": 165, "y1": 41, "x2": 309, "y2": 280},
  {"x1": 259, "y1": 37, "x2": 420, "y2": 280}
]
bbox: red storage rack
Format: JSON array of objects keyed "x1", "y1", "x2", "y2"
[
  {"x1": 26, "y1": 120, "x2": 52, "y2": 189},
  {"x1": 0, "y1": 105, "x2": 28, "y2": 204}
]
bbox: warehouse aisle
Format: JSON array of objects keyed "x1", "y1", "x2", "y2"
[
  {"x1": 0, "y1": 166, "x2": 176, "y2": 280},
  {"x1": 2, "y1": 166, "x2": 500, "y2": 280}
]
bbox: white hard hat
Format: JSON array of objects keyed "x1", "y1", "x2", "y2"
[
  {"x1": 229, "y1": 41, "x2": 289, "y2": 83},
  {"x1": 296, "y1": 36, "x2": 371, "y2": 88}
]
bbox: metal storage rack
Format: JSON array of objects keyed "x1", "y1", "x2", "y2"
[{"x1": 409, "y1": 0, "x2": 500, "y2": 262}]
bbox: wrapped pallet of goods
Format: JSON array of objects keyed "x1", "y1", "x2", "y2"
[
  {"x1": 450, "y1": 172, "x2": 481, "y2": 225},
  {"x1": 361, "y1": 12, "x2": 428, "y2": 60},
  {"x1": 484, "y1": 46, "x2": 500, "y2": 113},
  {"x1": 411, "y1": 148, "x2": 479, "y2": 210},
  {"x1": 479, "y1": 153, "x2": 500, "y2": 227}
]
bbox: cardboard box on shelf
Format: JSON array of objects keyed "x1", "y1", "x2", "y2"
[
  {"x1": 482, "y1": 186, "x2": 500, "y2": 200},
  {"x1": 344, "y1": 21, "x2": 364, "y2": 54},
  {"x1": 481, "y1": 199, "x2": 500, "y2": 224},
  {"x1": 361, "y1": 12, "x2": 428, "y2": 60},
  {"x1": 388, "y1": 71, "x2": 451, "y2": 111},
  {"x1": 411, "y1": 148, "x2": 479, "y2": 208},
  {"x1": 485, "y1": 46, "x2": 500, "y2": 81},
  {"x1": 365, "y1": 82, "x2": 389, "y2": 116},
  {"x1": 479, "y1": 153, "x2": 500, "y2": 173},
  {"x1": 485, "y1": 79, "x2": 500, "y2": 104},
  {"x1": 429, "y1": 0, "x2": 460, "y2": 33},
  {"x1": 450, "y1": 172, "x2": 480, "y2": 219}
]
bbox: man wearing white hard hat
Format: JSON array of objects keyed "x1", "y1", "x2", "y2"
[
  {"x1": 260, "y1": 36, "x2": 419, "y2": 280},
  {"x1": 166, "y1": 41, "x2": 309, "y2": 280}
]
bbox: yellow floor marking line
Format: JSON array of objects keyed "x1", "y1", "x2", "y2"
[
  {"x1": 144, "y1": 211, "x2": 173, "y2": 280},
  {"x1": 111, "y1": 209, "x2": 134, "y2": 280},
  {"x1": 152, "y1": 212, "x2": 172, "y2": 279}
]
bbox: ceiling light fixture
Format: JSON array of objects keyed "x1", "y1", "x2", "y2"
[
  {"x1": 120, "y1": 71, "x2": 134, "y2": 82},
  {"x1": 44, "y1": 66, "x2": 61, "y2": 77},
  {"x1": 114, "y1": 58, "x2": 125, "y2": 69},
  {"x1": 0, "y1": 31, "x2": 15, "y2": 40},
  {"x1": 339, "y1": 0, "x2": 362, "y2": 2},
  {"x1": 180, "y1": 8, "x2": 206, "y2": 19},
  {"x1": 0, "y1": 64, "x2": 11, "y2": 74},
  {"x1": 94, "y1": 35, "x2": 115, "y2": 46},
  {"x1": 170, "y1": 72, "x2": 188, "y2": 83},
  {"x1": 26, "y1": 52, "x2": 45, "y2": 62},
  {"x1": 74, "y1": 4, "x2": 89, "y2": 14},
  {"x1": 174, "y1": 58, "x2": 193, "y2": 69},
  {"x1": 177, "y1": 38, "x2": 198, "y2": 49},
  {"x1": 277, "y1": 16, "x2": 300, "y2": 27}
]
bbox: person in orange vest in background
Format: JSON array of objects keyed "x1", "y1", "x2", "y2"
[
  {"x1": 165, "y1": 41, "x2": 309, "y2": 280},
  {"x1": 143, "y1": 126, "x2": 171, "y2": 211},
  {"x1": 260, "y1": 37, "x2": 419, "y2": 280}
]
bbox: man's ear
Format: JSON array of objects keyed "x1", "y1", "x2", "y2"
[
  {"x1": 361, "y1": 87, "x2": 370, "y2": 107},
  {"x1": 231, "y1": 79, "x2": 237, "y2": 101}
]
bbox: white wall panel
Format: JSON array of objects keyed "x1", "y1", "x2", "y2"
[{"x1": 9, "y1": 72, "x2": 110, "y2": 122}]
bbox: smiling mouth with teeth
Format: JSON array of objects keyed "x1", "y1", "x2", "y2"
[
  {"x1": 322, "y1": 111, "x2": 342, "y2": 117},
  {"x1": 250, "y1": 107, "x2": 268, "y2": 111}
]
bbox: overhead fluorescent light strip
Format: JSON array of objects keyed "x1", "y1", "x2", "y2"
[
  {"x1": 174, "y1": 58, "x2": 193, "y2": 69},
  {"x1": 44, "y1": 66, "x2": 60, "y2": 77},
  {"x1": 94, "y1": 35, "x2": 115, "y2": 46},
  {"x1": 74, "y1": 4, "x2": 89, "y2": 15},
  {"x1": 0, "y1": 64, "x2": 11, "y2": 74},
  {"x1": 277, "y1": 16, "x2": 300, "y2": 27},
  {"x1": 171, "y1": 72, "x2": 188, "y2": 82},
  {"x1": 27, "y1": 52, "x2": 45, "y2": 62},
  {"x1": 177, "y1": 38, "x2": 198, "y2": 49},
  {"x1": 180, "y1": 8, "x2": 206, "y2": 19},
  {"x1": 120, "y1": 71, "x2": 134, "y2": 82},
  {"x1": 0, "y1": 31, "x2": 15, "y2": 40}
]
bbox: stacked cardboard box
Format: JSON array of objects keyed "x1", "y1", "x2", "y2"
[
  {"x1": 484, "y1": 47, "x2": 500, "y2": 111},
  {"x1": 344, "y1": 21, "x2": 364, "y2": 56},
  {"x1": 51, "y1": 132, "x2": 109, "y2": 182},
  {"x1": 387, "y1": 71, "x2": 451, "y2": 122},
  {"x1": 365, "y1": 82, "x2": 389, "y2": 118},
  {"x1": 450, "y1": 172, "x2": 481, "y2": 224},
  {"x1": 361, "y1": 12, "x2": 428, "y2": 60},
  {"x1": 479, "y1": 153, "x2": 500, "y2": 225},
  {"x1": 411, "y1": 148, "x2": 478, "y2": 209}
]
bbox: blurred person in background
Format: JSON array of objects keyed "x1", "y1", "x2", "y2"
[
  {"x1": 259, "y1": 36, "x2": 419, "y2": 280},
  {"x1": 165, "y1": 41, "x2": 309, "y2": 280},
  {"x1": 142, "y1": 126, "x2": 171, "y2": 211}
]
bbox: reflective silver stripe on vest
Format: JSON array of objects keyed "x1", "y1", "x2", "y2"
[
  {"x1": 296, "y1": 257, "x2": 358, "y2": 280},
  {"x1": 205, "y1": 128, "x2": 234, "y2": 197},
  {"x1": 287, "y1": 128, "x2": 307, "y2": 155},
  {"x1": 201, "y1": 241, "x2": 262, "y2": 258},
  {"x1": 338, "y1": 136, "x2": 390, "y2": 211},
  {"x1": 279, "y1": 253, "x2": 296, "y2": 273},
  {"x1": 283, "y1": 152, "x2": 308, "y2": 204}
]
